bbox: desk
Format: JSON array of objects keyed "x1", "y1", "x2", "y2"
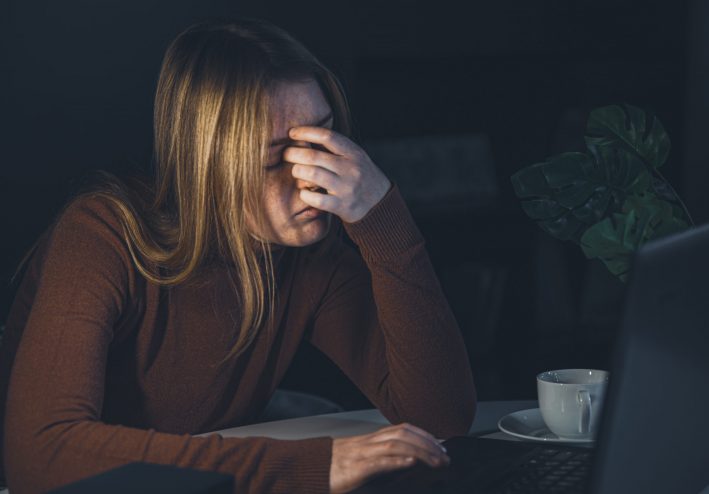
[{"x1": 199, "y1": 400, "x2": 537, "y2": 440}]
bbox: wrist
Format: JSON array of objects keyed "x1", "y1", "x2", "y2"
[{"x1": 343, "y1": 183, "x2": 423, "y2": 262}]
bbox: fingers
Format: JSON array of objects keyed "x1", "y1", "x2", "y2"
[
  {"x1": 283, "y1": 128, "x2": 390, "y2": 224},
  {"x1": 361, "y1": 423, "x2": 450, "y2": 468},
  {"x1": 283, "y1": 146, "x2": 341, "y2": 174},
  {"x1": 299, "y1": 188, "x2": 339, "y2": 213},
  {"x1": 370, "y1": 439, "x2": 448, "y2": 468},
  {"x1": 358, "y1": 454, "x2": 417, "y2": 479},
  {"x1": 284, "y1": 146, "x2": 344, "y2": 200},
  {"x1": 374, "y1": 423, "x2": 447, "y2": 456},
  {"x1": 291, "y1": 163, "x2": 339, "y2": 192},
  {"x1": 298, "y1": 188, "x2": 368, "y2": 224},
  {"x1": 330, "y1": 424, "x2": 450, "y2": 494},
  {"x1": 288, "y1": 126, "x2": 354, "y2": 156}
]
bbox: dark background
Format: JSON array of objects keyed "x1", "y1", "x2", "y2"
[{"x1": 2, "y1": 0, "x2": 708, "y2": 408}]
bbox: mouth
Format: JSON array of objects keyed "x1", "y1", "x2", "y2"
[{"x1": 295, "y1": 206, "x2": 324, "y2": 219}]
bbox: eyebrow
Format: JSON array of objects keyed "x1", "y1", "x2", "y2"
[{"x1": 269, "y1": 112, "x2": 334, "y2": 148}]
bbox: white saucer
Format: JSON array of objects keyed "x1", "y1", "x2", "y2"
[{"x1": 497, "y1": 408, "x2": 595, "y2": 444}]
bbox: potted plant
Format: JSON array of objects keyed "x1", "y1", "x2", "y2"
[{"x1": 511, "y1": 104, "x2": 692, "y2": 281}]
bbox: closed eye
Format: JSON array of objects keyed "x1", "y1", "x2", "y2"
[
  {"x1": 265, "y1": 161, "x2": 285, "y2": 171},
  {"x1": 266, "y1": 137, "x2": 331, "y2": 171}
]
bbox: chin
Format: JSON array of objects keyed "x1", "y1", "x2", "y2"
[{"x1": 280, "y1": 214, "x2": 332, "y2": 247}]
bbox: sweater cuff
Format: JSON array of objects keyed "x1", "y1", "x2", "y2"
[
  {"x1": 262, "y1": 436, "x2": 332, "y2": 493},
  {"x1": 343, "y1": 183, "x2": 424, "y2": 262}
]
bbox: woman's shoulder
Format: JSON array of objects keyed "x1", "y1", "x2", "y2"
[
  {"x1": 10, "y1": 191, "x2": 139, "y2": 328},
  {"x1": 29, "y1": 190, "x2": 141, "y2": 281},
  {"x1": 49, "y1": 193, "x2": 128, "y2": 250},
  {"x1": 54, "y1": 172, "x2": 153, "y2": 241},
  {"x1": 62, "y1": 192, "x2": 124, "y2": 224}
]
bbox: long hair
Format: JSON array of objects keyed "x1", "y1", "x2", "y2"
[{"x1": 80, "y1": 19, "x2": 352, "y2": 361}]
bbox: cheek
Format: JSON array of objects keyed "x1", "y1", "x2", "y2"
[{"x1": 263, "y1": 172, "x2": 296, "y2": 210}]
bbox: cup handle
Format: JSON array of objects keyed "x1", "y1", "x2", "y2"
[{"x1": 577, "y1": 389, "x2": 591, "y2": 434}]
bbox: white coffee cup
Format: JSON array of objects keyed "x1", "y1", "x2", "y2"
[{"x1": 537, "y1": 369, "x2": 609, "y2": 440}]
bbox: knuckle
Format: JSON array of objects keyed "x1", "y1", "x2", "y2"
[
  {"x1": 301, "y1": 166, "x2": 314, "y2": 180},
  {"x1": 324, "y1": 195, "x2": 337, "y2": 211},
  {"x1": 310, "y1": 193, "x2": 324, "y2": 207},
  {"x1": 283, "y1": 147, "x2": 297, "y2": 162},
  {"x1": 393, "y1": 428, "x2": 408, "y2": 440},
  {"x1": 405, "y1": 423, "x2": 422, "y2": 435},
  {"x1": 302, "y1": 148, "x2": 316, "y2": 161}
]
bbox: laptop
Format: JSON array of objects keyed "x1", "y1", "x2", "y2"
[{"x1": 355, "y1": 223, "x2": 709, "y2": 493}]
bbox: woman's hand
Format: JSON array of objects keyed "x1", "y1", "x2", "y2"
[
  {"x1": 329, "y1": 422, "x2": 450, "y2": 494},
  {"x1": 284, "y1": 126, "x2": 391, "y2": 223}
]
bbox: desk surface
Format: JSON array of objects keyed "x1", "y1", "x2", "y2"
[{"x1": 199, "y1": 400, "x2": 538, "y2": 440}]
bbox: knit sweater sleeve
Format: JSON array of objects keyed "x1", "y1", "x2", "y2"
[
  {"x1": 4, "y1": 197, "x2": 332, "y2": 494},
  {"x1": 307, "y1": 184, "x2": 477, "y2": 438}
]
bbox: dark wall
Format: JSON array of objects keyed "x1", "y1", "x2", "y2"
[{"x1": 2, "y1": 0, "x2": 694, "y2": 405}]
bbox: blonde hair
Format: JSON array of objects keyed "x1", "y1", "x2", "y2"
[{"x1": 84, "y1": 19, "x2": 352, "y2": 361}]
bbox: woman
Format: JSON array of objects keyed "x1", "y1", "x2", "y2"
[{"x1": 0, "y1": 18, "x2": 476, "y2": 494}]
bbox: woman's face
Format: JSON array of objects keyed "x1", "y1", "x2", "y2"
[{"x1": 247, "y1": 78, "x2": 334, "y2": 247}]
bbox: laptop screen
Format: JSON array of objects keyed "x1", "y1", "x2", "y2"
[{"x1": 590, "y1": 224, "x2": 709, "y2": 494}]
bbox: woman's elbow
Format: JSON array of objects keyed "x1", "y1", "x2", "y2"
[
  {"x1": 441, "y1": 382, "x2": 477, "y2": 438},
  {"x1": 4, "y1": 410, "x2": 92, "y2": 493}
]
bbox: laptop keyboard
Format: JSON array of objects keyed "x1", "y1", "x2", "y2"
[
  {"x1": 351, "y1": 437, "x2": 594, "y2": 493},
  {"x1": 487, "y1": 446, "x2": 592, "y2": 494}
]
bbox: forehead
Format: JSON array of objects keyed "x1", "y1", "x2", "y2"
[{"x1": 269, "y1": 79, "x2": 331, "y2": 138}]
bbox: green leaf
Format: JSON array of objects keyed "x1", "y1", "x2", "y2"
[
  {"x1": 585, "y1": 104, "x2": 671, "y2": 169},
  {"x1": 521, "y1": 198, "x2": 566, "y2": 220},
  {"x1": 511, "y1": 153, "x2": 600, "y2": 242},
  {"x1": 594, "y1": 147, "x2": 652, "y2": 194},
  {"x1": 539, "y1": 213, "x2": 586, "y2": 242},
  {"x1": 512, "y1": 102, "x2": 688, "y2": 282},
  {"x1": 511, "y1": 150, "x2": 651, "y2": 244},
  {"x1": 510, "y1": 161, "x2": 554, "y2": 198},
  {"x1": 580, "y1": 194, "x2": 689, "y2": 281},
  {"x1": 653, "y1": 215, "x2": 690, "y2": 237},
  {"x1": 580, "y1": 213, "x2": 637, "y2": 281}
]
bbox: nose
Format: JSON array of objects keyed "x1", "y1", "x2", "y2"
[{"x1": 294, "y1": 175, "x2": 324, "y2": 193}]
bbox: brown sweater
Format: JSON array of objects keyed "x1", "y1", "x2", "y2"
[{"x1": 0, "y1": 184, "x2": 476, "y2": 494}]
